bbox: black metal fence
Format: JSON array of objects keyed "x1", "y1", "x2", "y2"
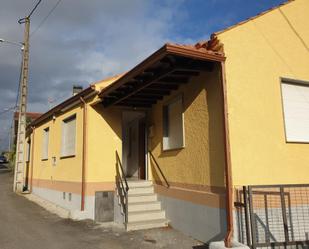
[{"x1": 236, "y1": 184, "x2": 309, "y2": 248}]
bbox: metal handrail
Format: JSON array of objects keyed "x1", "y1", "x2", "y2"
[
  {"x1": 148, "y1": 150, "x2": 169, "y2": 188},
  {"x1": 115, "y1": 151, "x2": 129, "y2": 226},
  {"x1": 116, "y1": 151, "x2": 129, "y2": 192}
]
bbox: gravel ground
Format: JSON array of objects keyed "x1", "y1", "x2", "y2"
[{"x1": 0, "y1": 170, "x2": 207, "y2": 249}]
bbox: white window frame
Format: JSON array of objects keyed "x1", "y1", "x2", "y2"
[
  {"x1": 61, "y1": 114, "x2": 76, "y2": 158},
  {"x1": 162, "y1": 95, "x2": 185, "y2": 151},
  {"x1": 281, "y1": 78, "x2": 309, "y2": 143},
  {"x1": 41, "y1": 127, "x2": 49, "y2": 160}
]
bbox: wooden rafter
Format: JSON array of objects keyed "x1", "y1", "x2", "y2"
[
  {"x1": 103, "y1": 66, "x2": 175, "y2": 107},
  {"x1": 101, "y1": 52, "x2": 219, "y2": 108}
]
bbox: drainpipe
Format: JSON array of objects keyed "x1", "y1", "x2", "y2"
[
  {"x1": 29, "y1": 126, "x2": 35, "y2": 193},
  {"x1": 80, "y1": 97, "x2": 87, "y2": 211},
  {"x1": 220, "y1": 61, "x2": 234, "y2": 248}
]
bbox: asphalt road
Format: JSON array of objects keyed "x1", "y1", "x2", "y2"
[{"x1": 0, "y1": 170, "x2": 204, "y2": 249}]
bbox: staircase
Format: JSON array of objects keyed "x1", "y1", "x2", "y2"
[{"x1": 117, "y1": 180, "x2": 168, "y2": 231}]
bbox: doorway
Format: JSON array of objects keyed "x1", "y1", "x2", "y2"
[{"x1": 122, "y1": 111, "x2": 147, "y2": 180}]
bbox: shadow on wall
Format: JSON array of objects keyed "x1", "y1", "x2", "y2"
[
  {"x1": 149, "y1": 63, "x2": 227, "y2": 243},
  {"x1": 206, "y1": 63, "x2": 225, "y2": 191},
  {"x1": 149, "y1": 151, "x2": 170, "y2": 188},
  {"x1": 149, "y1": 63, "x2": 225, "y2": 189},
  {"x1": 192, "y1": 245, "x2": 209, "y2": 249},
  {"x1": 92, "y1": 104, "x2": 122, "y2": 140}
]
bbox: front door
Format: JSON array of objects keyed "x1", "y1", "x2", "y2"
[
  {"x1": 122, "y1": 111, "x2": 146, "y2": 180},
  {"x1": 138, "y1": 120, "x2": 146, "y2": 180}
]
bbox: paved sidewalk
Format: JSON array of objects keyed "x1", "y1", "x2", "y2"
[{"x1": 0, "y1": 170, "x2": 206, "y2": 249}]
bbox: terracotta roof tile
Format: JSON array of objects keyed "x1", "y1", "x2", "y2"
[
  {"x1": 166, "y1": 34, "x2": 224, "y2": 56},
  {"x1": 14, "y1": 112, "x2": 42, "y2": 120}
]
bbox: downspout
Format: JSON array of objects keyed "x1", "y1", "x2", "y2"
[
  {"x1": 80, "y1": 97, "x2": 87, "y2": 211},
  {"x1": 29, "y1": 126, "x2": 35, "y2": 193},
  {"x1": 220, "y1": 61, "x2": 234, "y2": 248}
]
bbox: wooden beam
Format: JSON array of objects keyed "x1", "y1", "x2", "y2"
[
  {"x1": 120, "y1": 99, "x2": 156, "y2": 105},
  {"x1": 133, "y1": 93, "x2": 164, "y2": 100},
  {"x1": 172, "y1": 70, "x2": 200, "y2": 76},
  {"x1": 176, "y1": 61, "x2": 214, "y2": 71},
  {"x1": 115, "y1": 102, "x2": 152, "y2": 108},
  {"x1": 102, "y1": 66, "x2": 175, "y2": 107},
  {"x1": 147, "y1": 83, "x2": 179, "y2": 90},
  {"x1": 129, "y1": 95, "x2": 163, "y2": 101},
  {"x1": 157, "y1": 75, "x2": 190, "y2": 84},
  {"x1": 138, "y1": 89, "x2": 170, "y2": 95}
]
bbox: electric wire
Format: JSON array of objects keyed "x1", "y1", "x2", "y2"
[
  {"x1": 0, "y1": 65, "x2": 21, "y2": 116},
  {"x1": 0, "y1": 107, "x2": 16, "y2": 116},
  {"x1": 18, "y1": 0, "x2": 43, "y2": 23},
  {"x1": 31, "y1": 0, "x2": 62, "y2": 37},
  {"x1": 14, "y1": 55, "x2": 23, "y2": 110},
  {"x1": 27, "y1": 0, "x2": 42, "y2": 18}
]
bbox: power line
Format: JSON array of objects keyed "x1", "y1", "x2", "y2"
[
  {"x1": 0, "y1": 107, "x2": 16, "y2": 116},
  {"x1": 28, "y1": 0, "x2": 42, "y2": 18},
  {"x1": 14, "y1": 54, "x2": 23, "y2": 110},
  {"x1": 19, "y1": 0, "x2": 43, "y2": 24},
  {"x1": 31, "y1": 0, "x2": 62, "y2": 37}
]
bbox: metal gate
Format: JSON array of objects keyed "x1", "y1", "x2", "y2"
[{"x1": 237, "y1": 184, "x2": 309, "y2": 248}]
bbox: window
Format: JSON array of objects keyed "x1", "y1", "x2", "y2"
[
  {"x1": 61, "y1": 115, "x2": 76, "y2": 157},
  {"x1": 281, "y1": 78, "x2": 309, "y2": 142},
  {"x1": 42, "y1": 128, "x2": 49, "y2": 160},
  {"x1": 163, "y1": 95, "x2": 185, "y2": 150}
]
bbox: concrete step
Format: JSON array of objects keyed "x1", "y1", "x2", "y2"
[
  {"x1": 128, "y1": 210, "x2": 165, "y2": 222},
  {"x1": 128, "y1": 186, "x2": 154, "y2": 195},
  {"x1": 126, "y1": 218, "x2": 168, "y2": 231},
  {"x1": 128, "y1": 201, "x2": 161, "y2": 212},
  {"x1": 127, "y1": 180, "x2": 152, "y2": 188},
  {"x1": 128, "y1": 193, "x2": 157, "y2": 204}
]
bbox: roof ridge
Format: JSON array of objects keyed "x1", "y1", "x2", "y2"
[{"x1": 167, "y1": 33, "x2": 224, "y2": 55}]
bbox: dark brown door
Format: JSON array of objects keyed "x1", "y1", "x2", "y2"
[
  {"x1": 24, "y1": 162, "x2": 29, "y2": 190},
  {"x1": 138, "y1": 120, "x2": 146, "y2": 180}
]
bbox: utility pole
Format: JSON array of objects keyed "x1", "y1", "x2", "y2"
[
  {"x1": 12, "y1": 0, "x2": 42, "y2": 192},
  {"x1": 13, "y1": 17, "x2": 30, "y2": 192}
]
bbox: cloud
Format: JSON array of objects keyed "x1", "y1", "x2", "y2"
[{"x1": 0, "y1": 0, "x2": 185, "y2": 151}]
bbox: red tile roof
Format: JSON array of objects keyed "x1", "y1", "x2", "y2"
[
  {"x1": 14, "y1": 112, "x2": 42, "y2": 120},
  {"x1": 166, "y1": 34, "x2": 224, "y2": 56}
]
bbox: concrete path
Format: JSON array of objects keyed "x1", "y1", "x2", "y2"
[{"x1": 0, "y1": 170, "x2": 205, "y2": 249}]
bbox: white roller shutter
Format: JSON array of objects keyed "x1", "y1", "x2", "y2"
[
  {"x1": 42, "y1": 128, "x2": 49, "y2": 160},
  {"x1": 61, "y1": 115, "x2": 76, "y2": 156},
  {"x1": 281, "y1": 81, "x2": 309, "y2": 142},
  {"x1": 163, "y1": 96, "x2": 184, "y2": 150}
]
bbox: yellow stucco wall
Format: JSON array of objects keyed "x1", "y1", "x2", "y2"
[
  {"x1": 29, "y1": 93, "x2": 122, "y2": 189},
  {"x1": 31, "y1": 106, "x2": 84, "y2": 183},
  {"x1": 86, "y1": 103, "x2": 122, "y2": 183},
  {"x1": 149, "y1": 68, "x2": 226, "y2": 188},
  {"x1": 218, "y1": 0, "x2": 309, "y2": 186}
]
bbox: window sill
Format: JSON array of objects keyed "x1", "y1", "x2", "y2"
[
  {"x1": 41, "y1": 158, "x2": 48, "y2": 161},
  {"x1": 60, "y1": 154, "x2": 76, "y2": 159},
  {"x1": 285, "y1": 141, "x2": 309, "y2": 144},
  {"x1": 162, "y1": 146, "x2": 185, "y2": 152}
]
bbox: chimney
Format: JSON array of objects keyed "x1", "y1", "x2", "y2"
[{"x1": 72, "y1": 85, "x2": 83, "y2": 96}]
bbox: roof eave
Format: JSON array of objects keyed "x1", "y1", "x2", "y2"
[
  {"x1": 165, "y1": 43, "x2": 225, "y2": 62},
  {"x1": 99, "y1": 43, "x2": 225, "y2": 99},
  {"x1": 30, "y1": 86, "x2": 97, "y2": 128}
]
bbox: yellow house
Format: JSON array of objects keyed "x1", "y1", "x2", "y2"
[{"x1": 25, "y1": 0, "x2": 309, "y2": 247}]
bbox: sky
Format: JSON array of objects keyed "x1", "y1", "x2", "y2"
[{"x1": 0, "y1": 0, "x2": 285, "y2": 151}]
